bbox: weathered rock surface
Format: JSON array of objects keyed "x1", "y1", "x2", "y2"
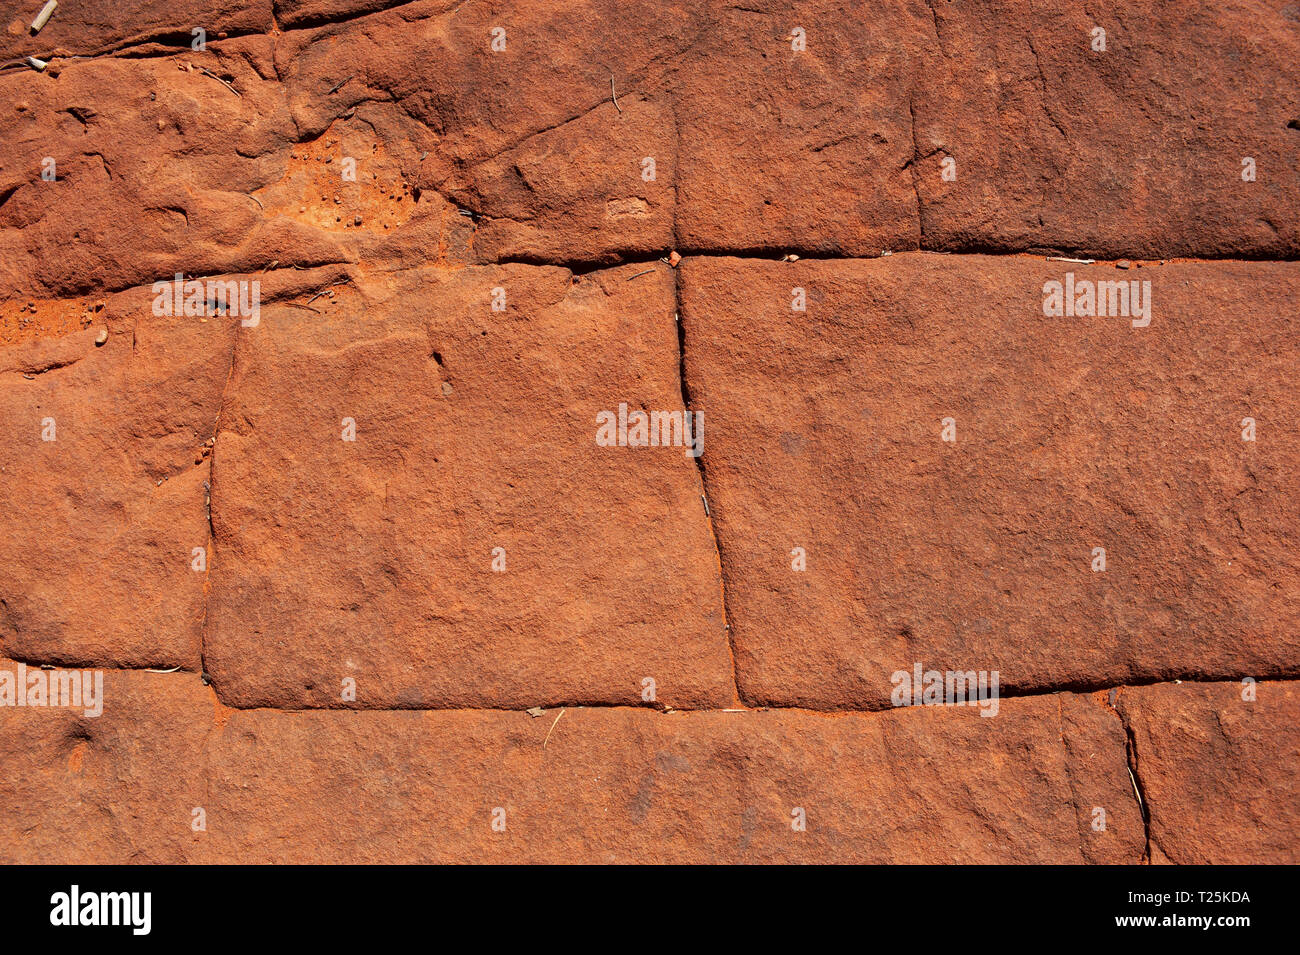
[
  {"x1": 0, "y1": 281, "x2": 237, "y2": 668},
  {"x1": 1117, "y1": 680, "x2": 1300, "y2": 864},
  {"x1": 1, "y1": 0, "x2": 272, "y2": 61},
  {"x1": 205, "y1": 261, "x2": 732, "y2": 708},
  {"x1": 911, "y1": 0, "x2": 1300, "y2": 258},
  {"x1": 682, "y1": 254, "x2": 1300, "y2": 708},
  {"x1": 0, "y1": 663, "x2": 213, "y2": 864},
  {"x1": 0, "y1": 664, "x2": 1144, "y2": 863},
  {"x1": 4, "y1": 0, "x2": 1295, "y2": 293},
  {"x1": 2, "y1": 0, "x2": 1297, "y2": 865}
]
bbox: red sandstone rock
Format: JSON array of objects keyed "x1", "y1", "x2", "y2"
[
  {"x1": 277, "y1": 0, "x2": 1299, "y2": 259},
  {"x1": 0, "y1": 0, "x2": 272, "y2": 61},
  {"x1": 1117, "y1": 680, "x2": 1300, "y2": 864},
  {"x1": 5, "y1": 0, "x2": 1296, "y2": 301},
  {"x1": 681, "y1": 254, "x2": 1300, "y2": 708},
  {"x1": 204, "y1": 261, "x2": 733, "y2": 709},
  {"x1": 0, "y1": 281, "x2": 237, "y2": 668},
  {"x1": 671, "y1": 0, "x2": 923, "y2": 257},
  {"x1": 913, "y1": 0, "x2": 1300, "y2": 258},
  {"x1": 1, "y1": 0, "x2": 1296, "y2": 866},
  {"x1": 275, "y1": 0, "x2": 422, "y2": 30},
  {"x1": 0, "y1": 664, "x2": 213, "y2": 864},
  {"x1": 0, "y1": 42, "x2": 340, "y2": 297},
  {"x1": 0, "y1": 664, "x2": 1143, "y2": 863}
]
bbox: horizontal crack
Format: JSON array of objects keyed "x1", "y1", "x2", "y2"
[
  {"x1": 12, "y1": 0, "x2": 437, "y2": 64},
  {"x1": 3, "y1": 659, "x2": 1292, "y2": 716},
  {"x1": 495, "y1": 247, "x2": 1300, "y2": 268}
]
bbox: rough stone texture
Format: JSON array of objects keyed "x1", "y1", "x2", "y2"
[
  {"x1": 0, "y1": 281, "x2": 236, "y2": 668},
  {"x1": 1117, "y1": 680, "x2": 1300, "y2": 865},
  {"x1": 0, "y1": 664, "x2": 1144, "y2": 863},
  {"x1": 205, "y1": 261, "x2": 732, "y2": 709},
  {"x1": 1, "y1": 0, "x2": 1297, "y2": 864},
  {"x1": 0, "y1": 43, "x2": 322, "y2": 296},
  {"x1": 682, "y1": 254, "x2": 1300, "y2": 708},
  {"x1": 5, "y1": 0, "x2": 1295, "y2": 291},
  {"x1": 0, "y1": 663, "x2": 213, "y2": 864},
  {"x1": 272, "y1": 0, "x2": 689, "y2": 265},
  {"x1": 1, "y1": 0, "x2": 272, "y2": 61},
  {"x1": 670, "y1": 1, "x2": 923, "y2": 257},
  {"x1": 911, "y1": 0, "x2": 1300, "y2": 258}
]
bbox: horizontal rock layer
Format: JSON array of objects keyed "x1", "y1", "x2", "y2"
[
  {"x1": 0, "y1": 663, "x2": 1163, "y2": 864},
  {"x1": 2, "y1": 0, "x2": 1297, "y2": 298},
  {"x1": 4, "y1": 256, "x2": 1298, "y2": 710}
]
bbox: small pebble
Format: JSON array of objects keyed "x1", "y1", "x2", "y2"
[
  {"x1": 354, "y1": 215, "x2": 363, "y2": 226},
  {"x1": 94, "y1": 329, "x2": 108, "y2": 345},
  {"x1": 1117, "y1": 259, "x2": 1131, "y2": 269}
]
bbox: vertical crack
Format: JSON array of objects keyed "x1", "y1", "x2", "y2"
[
  {"x1": 1122, "y1": 717, "x2": 1152, "y2": 863},
  {"x1": 199, "y1": 335, "x2": 239, "y2": 688},
  {"x1": 1107, "y1": 687, "x2": 1153, "y2": 863},
  {"x1": 672, "y1": 265, "x2": 741, "y2": 706},
  {"x1": 906, "y1": 96, "x2": 925, "y2": 250}
]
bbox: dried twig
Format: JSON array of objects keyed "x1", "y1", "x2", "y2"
[
  {"x1": 626, "y1": 268, "x2": 656, "y2": 281},
  {"x1": 285, "y1": 302, "x2": 321, "y2": 313},
  {"x1": 246, "y1": 193, "x2": 263, "y2": 209},
  {"x1": 31, "y1": 1, "x2": 58, "y2": 34},
  {"x1": 306, "y1": 285, "x2": 341, "y2": 305},
  {"x1": 610, "y1": 76, "x2": 621, "y2": 113},
  {"x1": 197, "y1": 66, "x2": 240, "y2": 97},
  {"x1": 1128, "y1": 766, "x2": 1145, "y2": 816},
  {"x1": 328, "y1": 75, "x2": 353, "y2": 95},
  {"x1": 543, "y1": 708, "x2": 566, "y2": 747}
]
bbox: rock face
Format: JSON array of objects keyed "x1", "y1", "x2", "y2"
[
  {"x1": 0, "y1": 664, "x2": 1147, "y2": 863},
  {"x1": 0, "y1": 0, "x2": 1296, "y2": 863},
  {"x1": 205, "y1": 262, "x2": 733, "y2": 709},
  {"x1": 4, "y1": 0, "x2": 1297, "y2": 293},
  {"x1": 681, "y1": 254, "x2": 1300, "y2": 708},
  {"x1": 0, "y1": 283, "x2": 235, "y2": 668},
  {"x1": 1117, "y1": 680, "x2": 1300, "y2": 865}
]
